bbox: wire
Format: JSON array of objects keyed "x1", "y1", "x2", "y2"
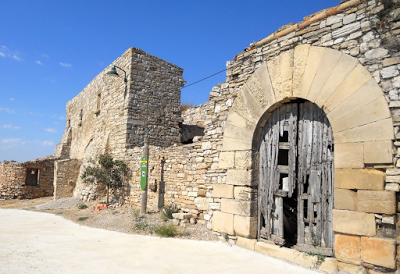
[
  {"x1": 180, "y1": 52, "x2": 255, "y2": 89},
  {"x1": 181, "y1": 68, "x2": 227, "y2": 89}
]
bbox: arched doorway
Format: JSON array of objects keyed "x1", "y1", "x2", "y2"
[
  {"x1": 216, "y1": 45, "x2": 394, "y2": 264},
  {"x1": 258, "y1": 100, "x2": 334, "y2": 256}
]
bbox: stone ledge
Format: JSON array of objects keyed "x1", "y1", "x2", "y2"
[{"x1": 255, "y1": 242, "x2": 338, "y2": 273}]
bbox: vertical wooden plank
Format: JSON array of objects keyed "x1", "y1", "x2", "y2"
[
  {"x1": 279, "y1": 104, "x2": 285, "y2": 137},
  {"x1": 258, "y1": 136, "x2": 266, "y2": 240},
  {"x1": 288, "y1": 104, "x2": 297, "y2": 198},
  {"x1": 297, "y1": 103, "x2": 305, "y2": 245},
  {"x1": 264, "y1": 116, "x2": 272, "y2": 239}
]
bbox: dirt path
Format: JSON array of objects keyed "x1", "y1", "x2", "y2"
[{"x1": 0, "y1": 209, "x2": 320, "y2": 274}]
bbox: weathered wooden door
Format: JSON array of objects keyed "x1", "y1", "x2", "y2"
[{"x1": 258, "y1": 101, "x2": 334, "y2": 255}]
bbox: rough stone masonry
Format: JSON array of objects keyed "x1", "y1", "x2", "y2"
[{"x1": 2, "y1": 0, "x2": 400, "y2": 273}]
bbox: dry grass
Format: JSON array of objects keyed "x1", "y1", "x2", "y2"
[{"x1": 180, "y1": 102, "x2": 195, "y2": 112}]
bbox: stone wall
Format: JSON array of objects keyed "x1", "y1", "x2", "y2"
[
  {"x1": 53, "y1": 159, "x2": 82, "y2": 199},
  {"x1": 55, "y1": 47, "x2": 185, "y2": 161},
  {"x1": 202, "y1": 0, "x2": 400, "y2": 272},
  {"x1": 53, "y1": 0, "x2": 400, "y2": 271},
  {"x1": 0, "y1": 158, "x2": 55, "y2": 199},
  {"x1": 56, "y1": 48, "x2": 186, "y2": 202},
  {"x1": 125, "y1": 48, "x2": 185, "y2": 148}
]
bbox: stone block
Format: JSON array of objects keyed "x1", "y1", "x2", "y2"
[
  {"x1": 255, "y1": 242, "x2": 338, "y2": 273},
  {"x1": 333, "y1": 209, "x2": 376, "y2": 236},
  {"x1": 172, "y1": 213, "x2": 192, "y2": 220},
  {"x1": 335, "y1": 118, "x2": 394, "y2": 144},
  {"x1": 334, "y1": 189, "x2": 357, "y2": 211},
  {"x1": 308, "y1": 49, "x2": 343, "y2": 102},
  {"x1": 255, "y1": 242, "x2": 296, "y2": 260},
  {"x1": 361, "y1": 237, "x2": 396, "y2": 269},
  {"x1": 332, "y1": 22, "x2": 360, "y2": 38},
  {"x1": 343, "y1": 13, "x2": 357, "y2": 25},
  {"x1": 234, "y1": 150, "x2": 253, "y2": 169},
  {"x1": 267, "y1": 49, "x2": 294, "y2": 101},
  {"x1": 325, "y1": 73, "x2": 376, "y2": 120},
  {"x1": 337, "y1": 262, "x2": 366, "y2": 274},
  {"x1": 212, "y1": 184, "x2": 234, "y2": 199},
  {"x1": 385, "y1": 183, "x2": 400, "y2": 192},
  {"x1": 383, "y1": 57, "x2": 400, "y2": 67},
  {"x1": 335, "y1": 169, "x2": 385, "y2": 190},
  {"x1": 245, "y1": 74, "x2": 272, "y2": 110},
  {"x1": 327, "y1": 14, "x2": 343, "y2": 26},
  {"x1": 194, "y1": 197, "x2": 211, "y2": 211},
  {"x1": 221, "y1": 198, "x2": 255, "y2": 217},
  {"x1": 357, "y1": 190, "x2": 396, "y2": 214},
  {"x1": 230, "y1": 83, "x2": 264, "y2": 125},
  {"x1": 381, "y1": 65, "x2": 399, "y2": 79},
  {"x1": 222, "y1": 137, "x2": 252, "y2": 151},
  {"x1": 223, "y1": 121, "x2": 255, "y2": 143},
  {"x1": 331, "y1": 97, "x2": 390, "y2": 133},
  {"x1": 233, "y1": 215, "x2": 257, "y2": 238},
  {"x1": 212, "y1": 211, "x2": 234, "y2": 235},
  {"x1": 334, "y1": 234, "x2": 361, "y2": 265},
  {"x1": 254, "y1": 63, "x2": 276, "y2": 106},
  {"x1": 226, "y1": 169, "x2": 254, "y2": 186},
  {"x1": 365, "y1": 48, "x2": 388, "y2": 61},
  {"x1": 234, "y1": 186, "x2": 256, "y2": 200},
  {"x1": 335, "y1": 143, "x2": 364, "y2": 169},
  {"x1": 236, "y1": 236, "x2": 257, "y2": 250},
  {"x1": 315, "y1": 52, "x2": 358, "y2": 107},
  {"x1": 292, "y1": 44, "x2": 311, "y2": 98},
  {"x1": 364, "y1": 140, "x2": 393, "y2": 164},
  {"x1": 301, "y1": 46, "x2": 326, "y2": 100},
  {"x1": 218, "y1": 151, "x2": 234, "y2": 169}
]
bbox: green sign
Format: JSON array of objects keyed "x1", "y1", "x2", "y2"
[{"x1": 140, "y1": 157, "x2": 148, "y2": 190}]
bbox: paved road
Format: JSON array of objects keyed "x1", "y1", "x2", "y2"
[{"x1": 0, "y1": 209, "x2": 319, "y2": 274}]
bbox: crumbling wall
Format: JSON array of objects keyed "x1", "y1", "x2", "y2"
[
  {"x1": 0, "y1": 158, "x2": 55, "y2": 199},
  {"x1": 56, "y1": 48, "x2": 185, "y2": 162}
]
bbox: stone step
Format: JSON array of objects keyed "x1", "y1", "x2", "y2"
[{"x1": 172, "y1": 213, "x2": 193, "y2": 220}]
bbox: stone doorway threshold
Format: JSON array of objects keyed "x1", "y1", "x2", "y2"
[{"x1": 236, "y1": 237, "x2": 362, "y2": 274}]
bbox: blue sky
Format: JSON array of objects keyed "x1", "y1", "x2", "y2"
[{"x1": 0, "y1": 0, "x2": 340, "y2": 162}]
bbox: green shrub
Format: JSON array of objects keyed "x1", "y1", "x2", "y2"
[
  {"x1": 161, "y1": 204, "x2": 179, "y2": 221},
  {"x1": 78, "y1": 204, "x2": 88, "y2": 209},
  {"x1": 155, "y1": 224, "x2": 176, "y2": 237},
  {"x1": 135, "y1": 221, "x2": 150, "y2": 231},
  {"x1": 77, "y1": 217, "x2": 89, "y2": 221}
]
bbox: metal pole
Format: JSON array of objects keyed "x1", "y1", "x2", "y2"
[{"x1": 140, "y1": 137, "x2": 149, "y2": 215}]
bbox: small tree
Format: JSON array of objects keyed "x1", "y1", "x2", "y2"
[{"x1": 81, "y1": 153, "x2": 129, "y2": 203}]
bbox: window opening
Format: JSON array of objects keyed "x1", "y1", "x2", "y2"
[
  {"x1": 26, "y1": 168, "x2": 40, "y2": 186},
  {"x1": 94, "y1": 92, "x2": 101, "y2": 115},
  {"x1": 79, "y1": 109, "x2": 83, "y2": 126}
]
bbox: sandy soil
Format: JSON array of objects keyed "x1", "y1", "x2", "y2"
[
  {"x1": 0, "y1": 196, "x2": 219, "y2": 241},
  {"x1": 0, "y1": 208, "x2": 321, "y2": 274}
]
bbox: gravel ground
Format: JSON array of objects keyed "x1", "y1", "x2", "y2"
[
  {"x1": 1, "y1": 197, "x2": 219, "y2": 242},
  {"x1": 34, "y1": 197, "x2": 82, "y2": 210}
]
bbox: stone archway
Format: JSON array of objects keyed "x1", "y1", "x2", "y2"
[{"x1": 215, "y1": 45, "x2": 394, "y2": 257}]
